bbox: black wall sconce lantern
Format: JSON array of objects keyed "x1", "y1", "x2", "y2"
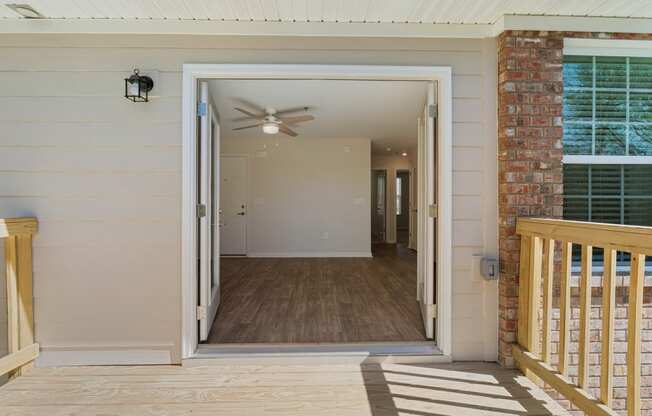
[{"x1": 124, "y1": 69, "x2": 154, "y2": 102}]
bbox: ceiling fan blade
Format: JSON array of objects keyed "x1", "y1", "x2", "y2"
[
  {"x1": 234, "y1": 107, "x2": 265, "y2": 119},
  {"x1": 275, "y1": 106, "x2": 311, "y2": 116},
  {"x1": 232, "y1": 123, "x2": 263, "y2": 131},
  {"x1": 279, "y1": 124, "x2": 298, "y2": 137},
  {"x1": 279, "y1": 115, "x2": 314, "y2": 124},
  {"x1": 233, "y1": 99, "x2": 266, "y2": 113}
]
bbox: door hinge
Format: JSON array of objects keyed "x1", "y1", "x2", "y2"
[
  {"x1": 197, "y1": 203, "x2": 207, "y2": 218},
  {"x1": 428, "y1": 104, "x2": 437, "y2": 118},
  {"x1": 429, "y1": 204, "x2": 438, "y2": 218},
  {"x1": 196, "y1": 305, "x2": 207, "y2": 320},
  {"x1": 197, "y1": 102, "x2": 207, "y2": 117},
  {"x1": 427, "y1": 304, "x2": 437, "y2": 320}
]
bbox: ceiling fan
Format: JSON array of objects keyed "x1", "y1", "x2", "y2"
[{"x1": 232, "y1": 104, "x2": 315, "y2": 137}]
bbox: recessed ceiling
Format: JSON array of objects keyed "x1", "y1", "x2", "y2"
[
  {"x1": 208, "y1": 79, "x2": 427, "y2": 154},
  {"x1": 2, "y1": 0, "x2": 652, "y2": 22}
]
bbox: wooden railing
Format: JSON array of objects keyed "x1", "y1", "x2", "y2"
[
  {"x1": 515, "y1": 218, "x2": 651, "y2": 416},
  {"x1": 0, "y1": 217, "x2": 38, "y2": 378}
]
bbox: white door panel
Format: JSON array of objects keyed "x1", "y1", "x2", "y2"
[
  {"x1": 220, "y1": 156, "x2": 248, "y2": 255},
  {"x1": 198, "y1": 81, "x2": 220, "y2": 341},
  {"x1": 417, "y1": 82, "x2": 437, "y2": 340}
]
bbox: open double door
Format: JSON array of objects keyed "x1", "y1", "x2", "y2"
[
  {"x1": 194, "y1": 79, "x2": 439, "y2": 344},
  {"x1": 197, "y1": 81, "x2": 220, "y2": 341},
  {"x1": 417, "y1": 82, "x2": 438, "y2": 341}
]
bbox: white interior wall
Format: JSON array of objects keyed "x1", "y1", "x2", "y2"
[
  {"x1": 371, "y1": 154, "x2": 414, "y2": 244},
  {"x1": 220, "y1": 136, "x2": 371, "y2": 257},
  {"x1": 0, "y1": 34, "x2": 498, "y2": 364}
]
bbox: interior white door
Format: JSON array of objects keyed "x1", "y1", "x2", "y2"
[
  {"x1": 371, "y1": 170, "x2": 387, "y2": 242},
  {"x1": 198, "y1": 81, "x2": 220, "y2": 341},
  {"x1": 408, "y1": 168, "x2": 417, "y2": 250},
  {"x1": 417, "y1": 82, "x2": 437, "y2": 340},
  {"x1": 220, "y1": 156, "x2": 248, "y2": 255}
]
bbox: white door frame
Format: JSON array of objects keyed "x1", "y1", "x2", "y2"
[{"x1": 181, "y1": 64, "x2": 453, "y2": 359}]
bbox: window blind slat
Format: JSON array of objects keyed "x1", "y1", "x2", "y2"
[
  {"x1": 595, "y1": 124, "x2": 626, "y2": 155},
  {"x1": 563, "y1": 55, "x2": 593, "y2": 89},
  {"x1": 564, "y1": 91, "x2": 593, "y2": 122},
  {"x1": 630, "y1": 92, "x2": 652, "y2": 123},
  {"x1": 624, "y1": 165, "x2": 652, "y2": 195},
  {"x1": 629, "y1": 125, "x2": 652, "y2": 155},
  {"x1": 595, "y1": 57, "x2": 626, "y2": 89},
  {"x1": 629, "y1": 57, "x2": 652, "y2": 89},
  {"x1": 591, "y1": 165, "x2": 621, "y2": 196},
  {"x1": 595, "y1": 91, "x2": 626, "y2": 122}
]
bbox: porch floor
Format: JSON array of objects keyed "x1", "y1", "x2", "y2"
[{"x1": 0, "y1": 362, "x2": 568, "y2": 415}]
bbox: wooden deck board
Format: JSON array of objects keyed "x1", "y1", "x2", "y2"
[{"x1": 0, "y1": 362, "x2": 569, "y2": 415}]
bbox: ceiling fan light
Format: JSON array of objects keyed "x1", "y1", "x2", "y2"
[{"x1": 262, "y1": 122, "x2": 279, "y2": 135}]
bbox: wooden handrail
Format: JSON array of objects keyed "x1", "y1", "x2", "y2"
[
  {"x1": 1, "y1": 217, "x2": 38, "y2": 378},
  {"x1": 516, "y1": 217, "x2": 646, "y2": 416},
  {"x1": 0, "y1": 217, "x2": 37, "y2": 239}
]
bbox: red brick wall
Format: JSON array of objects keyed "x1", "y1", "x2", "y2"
[
  {"x1": 497, "y1": 30, "x2": 564, "y2": 367},
  {"x1": 498, "y1": 30, "x2": 652, "y2": 367},
  {"x1": 497, "y1": 30, "x2": 652, "y2": 414}
]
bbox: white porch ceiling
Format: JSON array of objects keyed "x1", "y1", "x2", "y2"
[{"x1": 2, "y1": 0, "x2": 652, "y2": 22}]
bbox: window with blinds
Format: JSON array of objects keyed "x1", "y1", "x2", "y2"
[
  {"x1": 563, "y1": 55, "x2": 652, "y2": 266},
  {"x1": 564, "y1": 164, "x2": 652, "y2": 226}
]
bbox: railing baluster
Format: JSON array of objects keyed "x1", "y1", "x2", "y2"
[
  {"x1": 558, "y1": 241, "x2": 572, "y2": 376},
  {"x1": 16, "y1": 234, "x2": 35, "y2": 374},
  {"x1": 578, "y1": 244, "x2": 592, "y2": 389},
  {"x1": 627, "y1": 253, "x2": 644, "y2": 416},
  {"x1": 600, "y1": 248, "x2": 616, "y2": 407},
  {"x1": 528, "y1": 236, "x2": 543, "y2": 360},
  {"x1": 517, "y1": 235, "x2": 531, "y2": 348},
  {"x1": 5, "y1": 235, "x2": 20, "y2": 358},
  {"x1": 542, "y1": 238, "x2": 555, "y2": 363}
]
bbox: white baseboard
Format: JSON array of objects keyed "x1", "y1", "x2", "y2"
[
  {"x1": 247, "y1": 251, "x2": 372, "y2": 258},
  {"x1": 36, "y1": 344, "x2": 176, "y2": 367}
]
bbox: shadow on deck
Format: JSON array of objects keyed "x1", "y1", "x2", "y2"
[{"x1": 0, "y1": 361, "x2": 567, "y2": 415}]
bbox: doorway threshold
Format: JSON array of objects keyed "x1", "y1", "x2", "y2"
[{"x1": 185, "y1": 342, "x2": 449, "y2": 366}]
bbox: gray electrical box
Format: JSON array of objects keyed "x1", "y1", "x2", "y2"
[{"x1": 480, "y1": 257, "x2": 498, "y2": 280}]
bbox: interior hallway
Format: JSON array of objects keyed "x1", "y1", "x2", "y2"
[{"x1": 207, "y1": 244, "x2": 425, "y2": 344}]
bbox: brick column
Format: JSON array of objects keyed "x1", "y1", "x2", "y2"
[{"x1": 497, "y1": 31, "x2": 564, "y2": 367}]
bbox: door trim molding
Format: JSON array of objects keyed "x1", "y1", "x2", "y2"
[{"x1": 182, "y1": 64, "x2": 453, "y2": 359}]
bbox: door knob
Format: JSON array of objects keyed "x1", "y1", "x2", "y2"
[{"x1": 236, "y1": 212, "x2": 246, "y2": 216}]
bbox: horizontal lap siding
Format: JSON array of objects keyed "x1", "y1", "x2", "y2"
[{"x1": 0, "y1": 35, "x2": 496, "y2": 363}]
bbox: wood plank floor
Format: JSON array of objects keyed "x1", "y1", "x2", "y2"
[
  {"x1": 207, "y1": 244, "x2": 425, "y2": 344},
  {"x1": 0, "y1": 362, "x2": 569, "y2": 415}
]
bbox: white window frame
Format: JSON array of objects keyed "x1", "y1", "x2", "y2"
[{"x1": 563, "y1": 38, "x2": 652, "y2": 272}]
